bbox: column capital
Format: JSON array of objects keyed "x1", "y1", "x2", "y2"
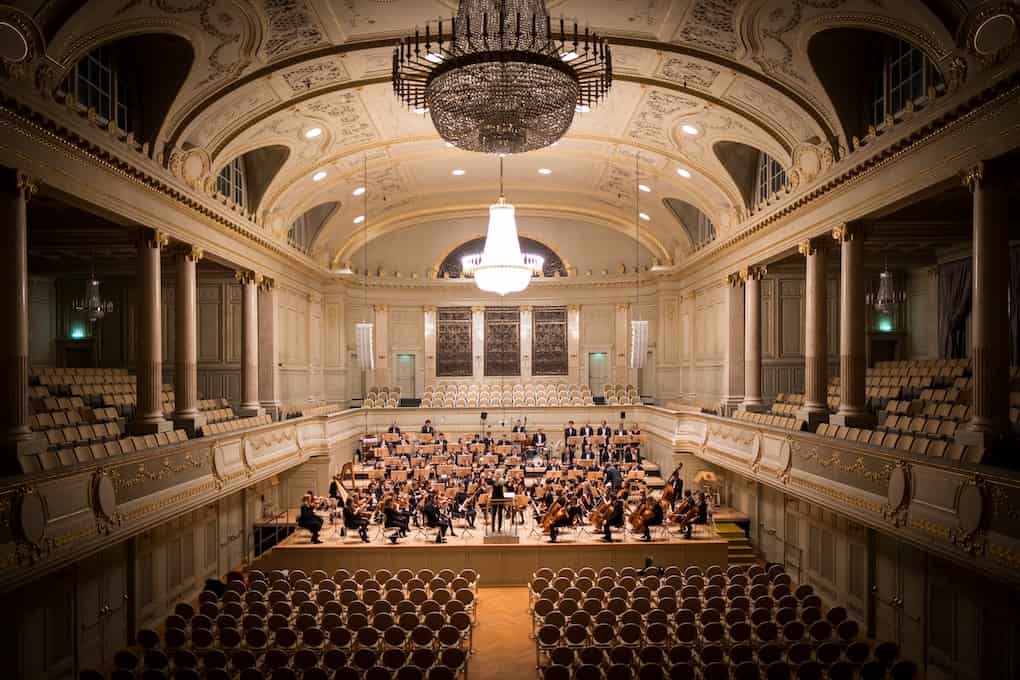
[
  {"x1": 374, "y1": 303, "x2": 389, "y2": 313},
  {"x1": 306, "y1": 289, "x2": 320, "y2": 302},
  {"x1": 739, "y1": 265, "x2": 767, "y2": 282},
  {"x1": 424, "y1": 305, "x2": 437, "y2": 313},
  {"x1": 520, "y1": 305, "x2": 533, "y2": 312},
  {"x1": 178, "y1": 244, "x2": 204, "y2": 262},
  {"x1": 616, "y1": 303, "x2": 630, "y2": 313},
  {"x1": 568, "y1": 304, "x2": 580, "y2": 313},
  {"x1": 234, "y1": 269, "x2": 261, "y2": 286},
  {"x1": 831, "y1": 222, "x2": 860, "y2": 243},
  {"x1": 260, "y1": 276, "x2": 276, "y2": 291},
  {"x1": 961, "y1": 163, "x2": 984, "y2": 193},
  {"x1": 140, "y1": 228, "x2": 170, "y2": 250},
  {"x1": 797, "y1": 238, "x2": 827, "y2": 257},
  {"x1": 471, "y1": 305, "x2": 485, "y2": 313},
  {"x1": 0, "y1": 167, "x2": 38, "y2": 200},
  {"x1": 725, "y1": 272, "x2": 744, "y2": 288}
]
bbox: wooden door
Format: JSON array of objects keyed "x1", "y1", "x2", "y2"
[
  {"x1": 396, "y1": 354, "x2": 415, "y2": 399},
  {"x1": 588, "y1": 352, "x2": 609, "y2": 397}
]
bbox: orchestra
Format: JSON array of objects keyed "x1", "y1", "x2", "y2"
[{"x1": 293, "y1": 420, "x2": 715, "y2": 547}]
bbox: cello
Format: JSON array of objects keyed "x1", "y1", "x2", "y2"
[{"x1": 542, "y1": 502, "x2": 567, "y2": 533}]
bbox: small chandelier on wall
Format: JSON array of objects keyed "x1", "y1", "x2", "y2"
[
  {"x1": 867, "y1": 262, "x2": 907, "y2": 314},
  {"x1": 392, "y1": 0, "x2": 613, "y2": 154},
  {"x1": 461, "y1": 156, "x2": 543, "y2": 296},
  {"x1": 74, "y1": 264, "x2": 114, "y2": 324}
]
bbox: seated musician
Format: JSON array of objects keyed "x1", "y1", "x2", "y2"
[
  {"x1": 495, "y1": 434, "x2": 512, "y2": 447},
  {"x1": 512, "y1": 419, "x2": 527, "y2": 433},
  {"x1": 580, "y1": 421, "x2": 595, "y2": 437},
  {"x1": 341, "y1": 497, "x2": 369, "y2": 543},
  {"x1": 601, "y1": 494, "x2": 625, "y2": 543},
  {"x1": 482, "y1": 430, "x2": 494, "y2": 448},
  {"x1": 622, "y1": 444, "x2": 640, "y2": 464},
  {"x1": 640, "y1": 492, "x2": 665, "y2": 542},
  {"x1": 682, "y1": 492, "x2": 709, "y2": 539},
  {"x1": 452, "y1": 484, "x2": 477, "y2": 529},
  {"x1": 298, "y1": 493, "x2": 324, "y2": 544},
  {"x1": 383, "y1": 498, "x2": 410, "y2": 544},
  {"x1": 470, "y1": 433, "x2": 483, "y2": 445},
  {"x1": 547, "y1": 493, "x2": 573, "y2": 543},
  {"x1": 387, "y1": 422, "x2": 401, "y2": 434},
  {"x1": 423, "y1": 493, "x2": 454, "y2": 543},
  {"x1": 435, "y1": 432, "x2": 449, "y2": 451},
  {"x1": 579, "y1": 441, "x2": 596, "y2": 461},
  {"x1": 421, "y1": 419, "x2": 435, "y2": 434}
]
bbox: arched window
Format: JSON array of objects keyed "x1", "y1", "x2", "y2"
[
  {"x1": 664, "y1": 198, "x2": 716, "y2": 251},
  {"x1": 66, "y1": 45, "x2": 134, "y2": 132},
  {"x1": 217, "y1": 156, "x2": 248, "y2": 209},
  {"x1": 288, "y1": 202, "x2": 338, "y2": 253},
  {"x1": 869, "y1": 37, "x2": 943, "y2": 129},
  {"x1": 754, "y1": 152, "x2": 787, "y2": 205}
]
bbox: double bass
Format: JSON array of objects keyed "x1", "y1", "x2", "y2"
[{"x1": 629, "y1": 497, "x2": 655, "y2": 533}]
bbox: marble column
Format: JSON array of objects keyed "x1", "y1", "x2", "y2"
[
  {"x1": 471, "y1": 306, "x2": 484, "y2": 382},
  {"x1": 172, "y1": 245, "x2": 206, "y2": 437},
  {"x1": 567, "y1": 305, "x2": 581, "y2": 384},
  {"x1": 958, "y1": 162, "x2": 1011, "y2": 449},
  {"x1": 830, "y1": 223, "x2": 872, "y2": 427},
  {"x1": 0, "y1": 168, "x2": 44, "y2": 466},
  {"x1": 520, "y1": 305, "x2": 533, "y2": 382},
  {"x1": 237, "y1": 270, "x2": 264, "y2": 417},
  {"x1": 798, "y1": 239, "x2": 829, "y2": 428},
  {"x1": 741, "y1": 266, "x2": 766, "y2": 412},
  {"x1": 258, "y1": 277, "x2": 281, "y2": 419},
  {"x1": 130, "y1": 229, "x2": 173, "y2": 434},
  {"x1": 720, "y1": 273, "x2": 745, "y2": 415},
  {"x1": 424, "y1": 306, "x2": 437, "y2": 385}
]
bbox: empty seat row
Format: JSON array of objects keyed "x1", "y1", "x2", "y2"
[{"x1": 202, "y1": 414, "x2": 272, "y2": 435}]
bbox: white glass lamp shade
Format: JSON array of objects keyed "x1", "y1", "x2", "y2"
[
  {"x1": 471, "y1": 201, "x2": 536, "y2": 296},
  {"x1": 630, "y1": 320, "x2": 649, "y2": 369},
  {"x1": 355, "y1": 322, "x2": 375, "y2": 371}
]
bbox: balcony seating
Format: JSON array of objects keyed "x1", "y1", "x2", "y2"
[
  {"x1": 364, "y1": 386, "x2": 402, "y2": 409},
  {"x1": 733, "y1": 410, "x2": 802, "y2": 431},
  {"x1": 201, "y1": 414, "x2": 273, "y2": 435},
  {"x1": 418, "y1": 383, "x2": 595, "y2": 408}
]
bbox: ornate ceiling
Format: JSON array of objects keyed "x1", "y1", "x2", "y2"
[{"x1": 29, "y1": 0, "x2": 966, "y2": 269}]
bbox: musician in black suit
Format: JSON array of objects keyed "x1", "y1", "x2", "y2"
[
  {"x1": 341, "y1": 497, "x2": 369, "y2": 543},
  {"x1": 298, "y1": 494, "x2": 324, "y2": 544},
  {"x1": 423, "y1": 493, "x2": 453, "y2": 543},
  {"x1": 580, "y1": 422, "x2": 595, "y2": 437},
  {"x1": 420, "y1": 419, "x2": 435, "y2": 434},
  {"x1": 383, "y1": 500, "x2": 410, "y2": 544},
  {"x1": 531, "y1": 429, "x2": 548, "y2": 448},
  {"x1": 564, "y1": 421, "x2": 578, "y2": 465},
  {"x1": 601, "y1": 495, "x2": 625, "y2": 542},
  {"x1": 511, "y1": 419, "x2": 527, "y2": 433},
  {"x1": 328, "y1": 475, "x2": 342, "y2": 500},
  {"x1": 641, "y1": 493, "x2": 665, "y2": 542},
  {"x1": 547, "y1": 493, "x2": 573, "y2": 543},
  {"x1": 604, "y1": 463, "x2": 623, "y2": 492},
  {"x1": 682, "y1": 493, "x2": 709, "y2": 540},
  {"x1": 597, "y1": 420, "x2": 611, "y2": 436},
  {"x1": 452, "y1": 486, "x2": 477, "y2": 529},
  {"x1": 387, "y1": 422, "x2": 401, "y2": 434},
  {"x1": 489, "y1": 473, "x2": 507, "y2": 532}
]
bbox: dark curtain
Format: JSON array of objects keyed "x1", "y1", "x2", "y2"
[
  {"x1": 1011, "y1": 246, "x2": 1020, "y2": 367},
  {"x1": 938, "y1": 259, "x2": 972, "y2": 359}
]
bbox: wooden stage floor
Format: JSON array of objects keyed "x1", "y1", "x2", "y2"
[{"x1": 256, "y1": 515, "x2": 731, "y2": 586}]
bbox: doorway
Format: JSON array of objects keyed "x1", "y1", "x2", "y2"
[
  {"x1": 396, "y1": 354, "x2": 416, "y2": 398},
  {"x1": 588, "y1": 352, "x2": 609, "y2": 397}
]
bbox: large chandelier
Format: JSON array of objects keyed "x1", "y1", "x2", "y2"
[
  {"x1": 461, "y1": 157, "x2": 543, "y2": 295},
  {"x1": 392, "y1": 0, "x2": 612, "y2": 154},
  {"x1": 74, "y1": 266, "x2": 114, "y2": 324}
]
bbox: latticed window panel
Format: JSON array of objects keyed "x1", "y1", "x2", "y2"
[
  {"x1": 532, "y1": 306, "x2": 568, "y2": 376},
  {"x1": 484, "y1": 307, "x2": 521, "y2": 377},
  {"x1": 436, "y1": 308, "x2": 474, "y2": 377}
]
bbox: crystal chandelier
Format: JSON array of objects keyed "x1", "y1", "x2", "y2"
[
  {"x1": 392, "y1": 0, "x2": 613, "y2": 154},
  {"x1": 461, "y1": 157, "x2": 543, "y2": 295},
  {"x1": 867, "y1": 262, "x2": 907, "y2": 313},
  {"x1": 74, "y1": 266, "x2": 114, "y2": 324}
]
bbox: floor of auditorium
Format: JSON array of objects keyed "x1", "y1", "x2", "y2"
[{"x1": 472, "y1": 587, "x2": 532, "y2": 680}]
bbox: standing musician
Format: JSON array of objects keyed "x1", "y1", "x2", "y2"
[
  {"x1": 580, "y1": 421, "x2": 595, "y2": 437},
  {"x1": 666, "y1": 464, "x2": 685, "y2": 511},
  {"x1": 421, "y1": 419, "x2": 435, "y2": 434},
  {"x1": 564, "y1": 421, "x2": 578, "y2": 465},
  {"x1": 601, "y1": 492, "x2": 626, "y2": 543},
  {"x1": 604, "y1": 462, "x2": 624, "y2": 492},
  {"x1": 328, "y1": 474, "x2": 343, "y2": 500},
  {"x1": 387, "y1": 422, "x2": 401, "y2": 434},
  {"x1": 531, "y1": 428, "x2": 548, "y2": 449},
  {"x1": 512, "y1": 419, "x2": 527, "y2": 433},
  {"x1": 613, "y1": 422, "x2": 629, "y2": 459},
  {"x1": 597, "y1": 420, "x2": 611, "y2": 437},
  {"x1": 382, "y1": 496, "x2": 410, "y2": 544},
  {"x1": 639, "y1": 492, "x2": 665, "y2": 542},
  {"x1": 488, "y1": 472, "x2": 507, "y2": 532},
  {"x1": 342, "y1": 497, "x2": 370, "y2": 543},
  {"x1": 298, "y1": 493, "x2": 324, "y2": 544},
  {"x1": 423, "y1": 492, "x2": 454, "y2": 543}
]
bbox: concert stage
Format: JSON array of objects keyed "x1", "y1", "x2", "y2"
[{"x1": 256, "y1": 519, "x2": 729, "y2": 586}]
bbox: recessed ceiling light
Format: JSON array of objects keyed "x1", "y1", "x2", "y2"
[
  {"x1": 639, "y1": 212, "x2": 650, "y2": 221},
  {"x1": 352, "y1": 186, "x2": 365, "y2": 196},
  {"x1": 304, "y1": 127, "x2": 323, "y2": 139},
  {"x1": 425, "y1": 52, "x2": 444, "y2": 64},
  {"x1": 413, "y1": 105, "x2": 429, "y2": 115},
  {"x1": 561, "y1": 51, "x2": 578, "y2": 62},
  {"x1": 538, "y1": 168, "x2": 552, "y2": 175},
  {"x1": 451, "y1": 169, "x2": 466, "y2": 176},
  {"x1": 353, "y1": 215, "x2": 365, "y2": 224},
  {"x1": 676, "y1": 167, "x2": 692, "y2": 179},
  {"x1": 312, "y1": 171, "x2": 328, "y2": 182},
  {"x1": 681, "y1": 124, "x2": 700, "y2": 136},
  {"x1": 575, "y1": 103, "x2": 590, "y2": 113},
  {"x1": 638, "y1": 184, "x2": 651, "y2": 193}
]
